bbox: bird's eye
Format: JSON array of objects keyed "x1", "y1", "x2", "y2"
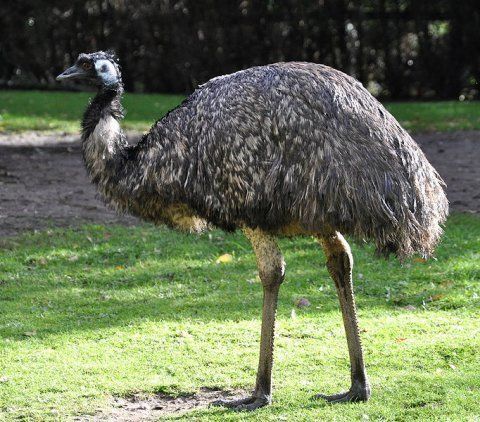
[{"x1": 82, "y1": 62, "x2": 92, "y2": 71}]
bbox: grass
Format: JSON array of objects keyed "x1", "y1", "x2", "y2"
[
  {"x1": 0, "y1": 90, "x2": 184, "y2": 133},
  {"x1": 1, "y1": 90, "x2": 480, "y2": 134},
  {"x1": 385, "y1": 101, "x2": 480, "y2": 133},
  {"x1": 0, "y1": 213, "x2": 479, "y2": 420}
]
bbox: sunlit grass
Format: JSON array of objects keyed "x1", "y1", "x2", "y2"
[
  {"x1": 385, "y1": 101, "x2": 480, "y2": 133},
  {"x1": 0, "y1": 90, "x2": 183, "y2": 133},
  {"x1": 0, "y1": 214, "x2": 479, "y2": 420},
  {"x1": 1, "y1": 90, "x2": 480, "y2": 134}
]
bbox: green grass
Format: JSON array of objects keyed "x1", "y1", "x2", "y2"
[
  {"x1": 0, "y1": 90, "x2": 184, "y2": 133},
  {"x1": 0, "y1": 214, "x2": 479, "y2": 420},
  {"x1": 1, "y1": 90, "x2": 480, "y2": 134},
  {"x1": 385, "y1": 101, "x2": 480, "y2": 133}
]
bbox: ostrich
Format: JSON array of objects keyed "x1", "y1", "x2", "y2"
[{"x1": 57, "y1": 51, "x2": 448, "y2": 410}]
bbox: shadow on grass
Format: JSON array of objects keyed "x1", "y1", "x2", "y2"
[{"x1": 0, "y1": 214, "x2": 478, "y2": 340}]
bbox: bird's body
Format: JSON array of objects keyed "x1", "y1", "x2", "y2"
[
  {"x1": 58, "y1": 53, "x2": 448, "y2": 410},
  {"x1": 82, "y1": 62, "x2": 447, "y2": 258}
]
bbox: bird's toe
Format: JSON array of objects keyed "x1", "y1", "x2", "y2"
[
  {"x1": 212, "y1": 394, "x2": 270, "y2": 411},
  {"x1": 314, "y1": 383, "x2": 370, "y2": 404}
]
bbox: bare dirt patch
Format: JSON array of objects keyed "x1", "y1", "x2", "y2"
[
  {"x1": 0, "y1": 133, "x2": 138, "y2": 237},
  {"x1": 74, "y1": 388, "x2": 248, "y2": 421},
  {"x1": 0, "y1": 130, "x2": 478, "y2": 237},
  {"x1": 413, "y1": 130, "x2": 480, "y2": 213}
]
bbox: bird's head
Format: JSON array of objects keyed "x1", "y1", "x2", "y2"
[{"x1": 56, "y1": 51, "x2": 122, "y2": 89}]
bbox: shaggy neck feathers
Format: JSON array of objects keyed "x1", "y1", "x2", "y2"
[
  {"x1": 81, "y1": 85, "x2": 133, "y2": 210},
  {"x1": 82, "y1": 86, "x2": 124, "y2": 139}
]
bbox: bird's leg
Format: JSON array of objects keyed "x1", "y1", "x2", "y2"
[
  {"x1": 214, "y1": 228, "x2": 285, "y2": 411},
  {"x1": 316, "y1": 232, "x2": 371, "y2": 403}
]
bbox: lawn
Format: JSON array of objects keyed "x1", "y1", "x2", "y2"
[
  {"x1": 0, "y1": 90, "x2": 184, "y2": 133},
  {"x1": 0, "y1": 214, "x2": 479, "y2": 420},
  {"x1": 1, "y1": 90, "x2": 480, "y2": 134},
  {"x1": 1, "y1": 88, "x2": 479, "y2": 420}
]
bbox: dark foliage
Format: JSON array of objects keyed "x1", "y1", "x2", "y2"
[{"x1": 1, "y1": 0, "x2": 479, "y2": 99}]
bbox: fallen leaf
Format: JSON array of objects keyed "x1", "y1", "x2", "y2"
[
  {"x1": 115, "y1": 265, "x2": 124, "y2": 270},
  {"x1": 413, "y1": 257, "x2": 427, "y2": 263},
  {"x1": 295, "y1": 298, "x2": 311, "y2": 308},
  {"x1": 430, "y1": 294, "x2": 445, "y2": 301},
  {"x1": 216, "y1": 253, "x2": 233, "y2": 264},
  {"x1": 395, "y1": 337, "x2": 407, "y2": 343},
  {"x1": 68, "y1": 255, "x2": 79, "y2": 262},
  {"x1": 23, "y1": 330, "x2": 37, "y2": 337}
]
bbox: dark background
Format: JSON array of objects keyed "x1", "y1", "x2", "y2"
[{"x1": 1, "y1": 0, "x2": 479, "y2": 99}]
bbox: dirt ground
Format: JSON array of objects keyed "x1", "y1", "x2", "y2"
[
  {"x1": 73, "y1": 388, "x2": 248, "y2": 421},
  {"x1": 0, "y1": 130, "x2": 478, "y2": 238}
]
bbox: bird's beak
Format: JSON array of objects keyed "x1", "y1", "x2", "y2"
[{"x1": 56, "y1": 64, "x2": 86, "y2": 81}]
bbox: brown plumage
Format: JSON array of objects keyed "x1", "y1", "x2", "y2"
[{"x1": 57, "y1": 52, "x2": 448, "y2": 410}]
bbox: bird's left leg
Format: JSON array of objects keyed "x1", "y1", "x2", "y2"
[
  {"x1": 213, "y1": 227, "x2": 285, "y2": 411},
  {"x1": 316, "y1": 231, "x2": 371, "y2": 403}
]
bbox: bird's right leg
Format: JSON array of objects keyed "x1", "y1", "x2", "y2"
[
  {"x1": 213, "y1": 227, "x2": 285, "y2": 411},
  {"x1": 315, "y1": 231, "x2": 371, "y2": 403}
]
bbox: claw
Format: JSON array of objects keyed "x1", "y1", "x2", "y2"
[
  {"x1": 212, "y1": 395, "x2": 270, "y2": 411},
  {"x1": 314, "y1": 384, "x2": 371, "y2": 403}
]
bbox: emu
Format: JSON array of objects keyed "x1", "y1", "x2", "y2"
[{"x1": 57, "y1": 51, "x2": 448, "y2": 411}]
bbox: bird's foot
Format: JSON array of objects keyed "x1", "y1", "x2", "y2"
[
  {"x1": 212, "y1": 393, "x2": 271, "y2": 411},
  {"x1": 314, "y1": 382, "x2": 370, "y2": 404}
]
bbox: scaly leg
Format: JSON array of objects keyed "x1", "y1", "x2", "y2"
[
  {"x1": 214, "y1": 227, "x2": 285, "y2": 411},
  {"x1": 316, "y1": 232, "x2": 371, "y2": 403}
]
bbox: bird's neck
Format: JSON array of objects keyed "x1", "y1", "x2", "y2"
[
  {"x1": 82, "y1": 86, "x2": 125, "y2": 146},
  {"x1": 81, "y1": 85, "x2": 132, "y2": 209}
]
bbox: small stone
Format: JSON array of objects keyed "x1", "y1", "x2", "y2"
[{"x1": 295, "y1": 298, "x2": 311, "y2": 308}]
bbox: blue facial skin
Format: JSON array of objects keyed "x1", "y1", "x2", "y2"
[{"x1": 95, "y1": 60, "x2": 120, "y2": 88}]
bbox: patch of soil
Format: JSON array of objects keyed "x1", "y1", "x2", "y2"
[
  {"x1": 74, "y1": 388, "x2": 248, "y2": 421},
  {"x1": 413, "y1": 131, "x2": 480, "y2": 213},
  {"x1": 0, "y1": 133, "x2": 138, "y2": 237},
  {"x1": 0, "y1": 130, "x2": 478, "y2": 237}
]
